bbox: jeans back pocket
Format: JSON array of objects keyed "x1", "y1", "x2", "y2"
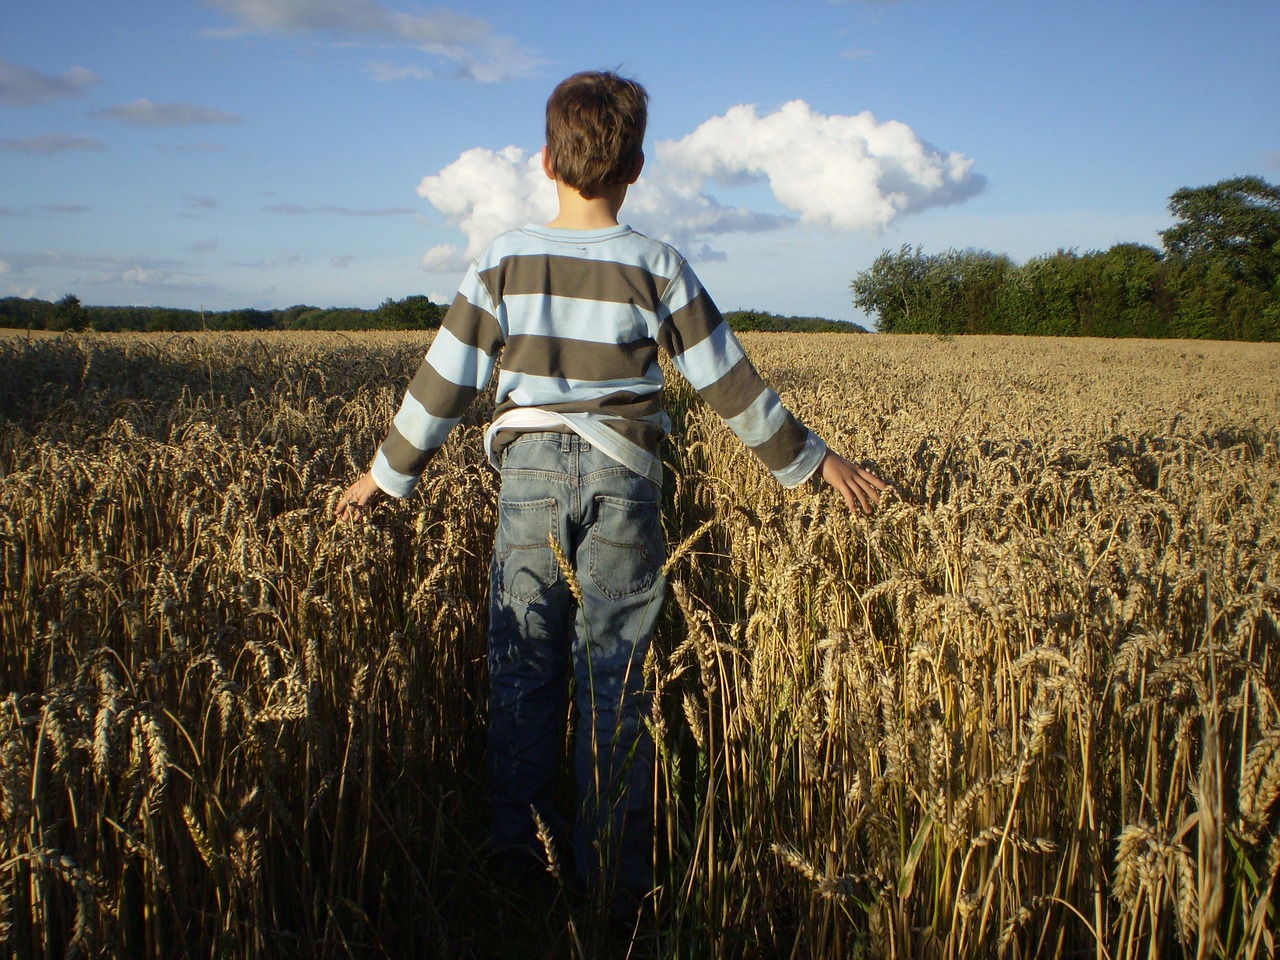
[
  {"x1": 588, "y1": 495, "x2": 664, "y2": 602},
  {"x1": 494, "y1": 497, "x2": 559, "y2": 604}
]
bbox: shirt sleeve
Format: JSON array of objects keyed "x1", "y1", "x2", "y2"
[
  {"x1": 370, "y1": 263, "x2": 504, "y2": 497},
  {"x1": 657, "y1": 261, "x2": 827, "y2": 488}
]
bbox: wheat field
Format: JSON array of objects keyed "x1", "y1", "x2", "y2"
[{"x1": 1, "y1": 330, "x2": 1277, "y2": 959}]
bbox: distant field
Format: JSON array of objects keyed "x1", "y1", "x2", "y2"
[{"x1": 2, "y1": 331, "x2": 1277, "y2": 958}]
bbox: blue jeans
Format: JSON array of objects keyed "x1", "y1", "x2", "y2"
[{"x1": 486, "y1": 432, "x2": 665, "y2": 908}]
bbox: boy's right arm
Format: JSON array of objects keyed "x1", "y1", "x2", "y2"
[
  {"x1": 819, "y1": 450, "x2": 888, "y2": 515},
  {"x1": 370, "y1": 286, "x2": 502, "y2": 498},
  {"x1": 338, "y1": 265, "x2": 502, "y2": 520},
  {"x1": 335, "y1": 470, "x2": 382, "y2": 522}
]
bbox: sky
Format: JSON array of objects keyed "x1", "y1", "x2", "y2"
[{"x1": 2, "y1": 0, "x2": 1278, "y2": 325}]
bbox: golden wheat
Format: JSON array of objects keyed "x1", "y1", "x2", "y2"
[{"x1": 0, "y1": 330, "x2": 1277, "y2": 958}]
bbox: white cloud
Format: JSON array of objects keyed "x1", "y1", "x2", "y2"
[
  {"x1": 414, "y1": 101, "x2": 984, "y2": 272},
  {"x1": 365, "y1": 61, "x2": 435, "y2": 82},
  {"x1": 230, "y1": 254, "x2": 304, "y2": 270},
  {"x1": 204, "y1": 0, "x2": 395, "y2": 36},
  {"x1": 415, "y1": 144, "x2": 786, "y2": 271},
  {"x1": 119, "y1": 267, "x2": 168, "y2": 286},
  {"x1": 420, "y1": 244, "x2": 465, "y2": 273},
  {"x1": 265, "y1": 203, "x2": 415, "y2": 217},
  {"x1": 625, "y1": 176, "x2": 792, "y2": 255},
  {"x1": 0, "y1": 250, "x2": 201, "y2": 291},
  {"x1": 0, "y1": 58, "x2": 97, "y2": 106},
  {"x1": 392, "y1": 7, "x2": 490, "y2": 48},
  {"x1": 657, "y1": 100, "x2": 984, "y2": 232},
  {"x1": 92, "y1": 100, "x2": 244, "y2": 126},
  {"x1": 0, "y1": 256, "x2": 37, "y2": 298},
  {"x1": 205, "y1": 0, "x2": 544, "y2": 83},
  {"x1": 0, "y1": 134, "x2": 105, "y2": 154},
  {"x1": 416, "y1": 146, "x2": 557, "y2": 271}
]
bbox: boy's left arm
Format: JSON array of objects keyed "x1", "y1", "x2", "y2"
[{"x1": 659, "y1": 263, "x2": 887, "y2": 514}]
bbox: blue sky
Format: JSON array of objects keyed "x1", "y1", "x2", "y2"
[{"x1": 2, "y1": 0, "x2": 1277, "y2": 324}]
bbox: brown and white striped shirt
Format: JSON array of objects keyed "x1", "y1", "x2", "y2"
[{"x1": 371, "y1": 224, "x2": 826, "y2": 496}]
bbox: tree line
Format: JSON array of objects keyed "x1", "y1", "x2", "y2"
[
  {"x1": 0, "y1": 295, "x2": 865, "y2": 336},
  {"x1": 0, "y1": 295, "x2": 447, "y2": 333},
  {"x1": 722, "y1": 310, "x2": 865, "y2": 333},
  {"x1": 851, "y1": 176, "x2": 1280, "y2": 340}
]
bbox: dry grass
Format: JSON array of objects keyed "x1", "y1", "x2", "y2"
[{"x1": 1, "y1": 330, "x2": 1277, "y2": 958}]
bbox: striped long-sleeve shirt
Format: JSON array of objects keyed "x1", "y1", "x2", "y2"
[{"x1": 370, "y1": 224, "x2": 827, "y2": 497}]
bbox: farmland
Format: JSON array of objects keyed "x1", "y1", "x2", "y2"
[{"x1": 1, "y1": 330, "x2": 1278, "y2": 958}]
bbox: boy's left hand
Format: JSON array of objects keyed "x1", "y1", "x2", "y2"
[
  {"x1": 336, "y1": 471, "x2": 382, "y2": 522},
  {"x1": 820, "y1": 451, "x2": 888, "y2": 515}
]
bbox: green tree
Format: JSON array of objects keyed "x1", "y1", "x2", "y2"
[
  {"x1": 50, "y1": 294, "x2": 86, "y2": 332},
  {"x1": 376, "y1": 295, "x2": 444, "y2": 330},
  {"x1": 1012, "y1": 252, "x2": 1082, "y2": 336},
  {"x1": 1088, "y1": 243, "x2": 1169, "y2": 337},
  {"x1": 1166, "y1": 256, "x2": 1277, "y2": 340},
  {"x1": 939, "y1": 248, "x2": 1012, "y2": 334},
  {"x1": 852, "y1": 246, "x2": 1011, "y2": 334},
  {"x1": 723, "y1": 309, "x2": 863, "y2": 332},
  {"x1": 850, "y1": 245, "x2": 947, "y2": 333},
  {"x1": 1160, "y1": 175, "x2": 1280, "y2": 291}
]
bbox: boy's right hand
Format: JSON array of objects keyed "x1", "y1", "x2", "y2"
[
  {"x1": 336, "y1": 471, "x2": 382, "y2": 522},
  {"x1": 820, "y1": 451, "x2": 888, "y2": 515}
]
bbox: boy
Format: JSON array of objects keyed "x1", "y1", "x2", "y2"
[{"x1": 337, "y1": 70, "x2": 886, "y2": 920}]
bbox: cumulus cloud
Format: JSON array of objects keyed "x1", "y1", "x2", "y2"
[
  {"x1": 415, "y1": 100, "x2": 983, "y2": 271},
  {"x1": 417, "y1": 146, "x2": 557, "y2": 271},
  {"x1": 415, "y1": 144, "x2": 789, "y2": 272},
  {"x1": 0, "y1": 134, "x2": 106, "y2": 154},
  {"x1": 92, "y1": 100, "x2": 243, "y2": 126},
  {"x1": 205, "y1": 0, "x2": 544, "y2": 83},
  {"x1": 0, "y1": 58, "x2": 98, "y2": 106},
  {"x1": 658, "y1": 100, "x2": 984, "y2": 232},
  {"x1": 626, "y1": 176, "x2": 792, "y2": 254}
]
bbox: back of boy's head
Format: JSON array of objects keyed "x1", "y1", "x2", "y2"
[{"x1": 545, "y1": 71, "x2": 648, "y2": 199}]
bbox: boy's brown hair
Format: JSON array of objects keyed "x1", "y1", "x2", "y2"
[{"x1": 545, "y1": 71, "x2": 648, "y2": 199}]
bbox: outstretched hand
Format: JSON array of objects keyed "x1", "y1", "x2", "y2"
[
  {"x1": 820, "y1": 450, "x2": 889, "y2": 515},
  {"x1": 335, "y1": 471, "x2": 382, "y2": 522}
]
